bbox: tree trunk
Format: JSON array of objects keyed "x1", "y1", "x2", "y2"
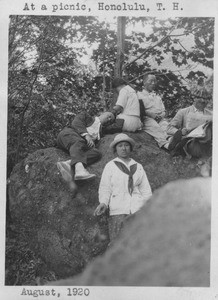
[{"x1": 114, "y1": 17, "x2": 126, "y2": 78}]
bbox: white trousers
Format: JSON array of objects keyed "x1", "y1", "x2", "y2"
[
  {"x1": 143, "y1": 117, "x2": 168, "y2": 147},
  {"x1": 117, "y1": 114, "x2": 142, "y2": 132}
]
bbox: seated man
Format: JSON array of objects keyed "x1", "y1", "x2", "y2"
[
  {"x1": 137, "y1": 74, "x2": 170, "y2": 150},
  {"x1": 167, "y1": 87, "x2": 213, "y2": 158},
  {"x1": 56, "y1": 111, "x2": 115, "y2": 193},
  {"x1": 111, "y1": 78, "x2": 142, "y2": 132}
]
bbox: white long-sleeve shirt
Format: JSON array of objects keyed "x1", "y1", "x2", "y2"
[
  {"x1": 98, "y1": 157, "x2": 152, "y2": 216},
  {"x1": 167, "y1": 105, "x2": 213, "y2": 136},
  {"x1": 137, "y1": 90, "x2": 166, "y2": 119},
  {"x1": 116, "y1": 85, "x2": 140, "y2": 117}
]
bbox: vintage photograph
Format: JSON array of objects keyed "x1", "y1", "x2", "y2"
[{"x1": 6, "y1": 14, "x2": 213, "y2": 289}]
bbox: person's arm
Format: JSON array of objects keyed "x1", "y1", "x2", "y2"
[
  {"x1": 113, "y1": 87, "x2": 129, "y2": 115},
  {"x1": 158, "y1": 98, "x2": 166, "y2": 119},
  {"x1": 152, "y1": 97, "x2": 166, "y2": 121},
  {"x1": 204, "y1": 109, "x2": 213, "y2": 122},
  {"x1": 144, "y1": 110, "x2": 157, "y2": 119},
  {"x1": 111, "y1": 105, "x2": 123, "y2": 116},
  {"x1": 140, "y1": 93, "x2": 165, "y2": 120},
  {"x1": 84, "y1": 135, "x2": 95, "y2": 148},
  {"x1": 94, "y1": 164, "x2": 112, "y2": 216},
  {"x1": 167, "y1": 109, "x2": 185, "y2": 136},
  {"x1": 138, "y1": 167, "x2": 152, "y2": 204},
  {"x1": 71, "y1": 112, "x2": 95, "y2": 147},
  {"x1": 144, "y1": 109, "x2": 163, "y2": 121},
  {"x1": 138, "y1": 91, "x2": 155, "y2": 119},
  {"x1": 71, "y1": 112, "x2": 94, "y2": 135}
]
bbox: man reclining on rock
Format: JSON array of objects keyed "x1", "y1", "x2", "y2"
[
  {"x1": 56, "y1": 111, "x2": 115, "y2": 192},
  {"x1": 166, "y1": 86, "x2": 213, "y2": 158}
]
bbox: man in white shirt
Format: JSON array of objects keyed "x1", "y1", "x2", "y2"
[
  {"x1": 137, "y1": 74, "x2": 170, "y2": 150},
  {"x1": 166, "y1": 87, "x2": 212, "y2": 157},
  {"x1": 112, "y1": 78, "x2": 141, "y2": 132}
]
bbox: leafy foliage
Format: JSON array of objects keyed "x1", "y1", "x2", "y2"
[
  {"x1": 8, "y1": 16, "x2": 213, "y2": 172},
  {"x1": 8, "y1": 16, "x2": 105, "y2": 169},
  {"x1": 123, "y1": 17, "x2": 214, "y2": 112}
]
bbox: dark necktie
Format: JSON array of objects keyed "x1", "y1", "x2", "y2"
[{"x1": 114, "y1": 161, "x2": 137, "y2": 196}]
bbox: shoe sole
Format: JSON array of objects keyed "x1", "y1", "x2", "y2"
[
  {"x1": 74, "y1": 174, "x2": 96, "y2": 181},
  {"x1": 57, "y1": 162, "x2": 72, "y2": 182}
]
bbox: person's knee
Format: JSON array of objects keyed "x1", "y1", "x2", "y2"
[
  {"x1": 69, "y1": 139, "x2": 86, "y2": 151},
  {"x1": 85, "y1": 148, "x2": 102, "y2": 166},
  {"x1": 144, "y1": 121, "x2": 160, "y2": 133}
]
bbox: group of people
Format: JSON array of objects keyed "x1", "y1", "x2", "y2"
[{"x1": 56, "y1": 74, "x2": 212, "y2": 242}]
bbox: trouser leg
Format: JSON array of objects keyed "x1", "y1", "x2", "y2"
[
  {"x1": 69, "y1": 142, "x2": 101, "y2": 167},
  {"x1": 57, "y1": 128, "x2": 101, "y2": 166},
  {"x1": 56, "y1": 129, "x2": 83, "y2": 191},
  {"x1": 143, "y1": 117, "x2": 168, "y2": 147},
  {"x1": 56, "y1": 128, "x2": 81, "y2": 152},
  {"x1": 117, "y1": 115, "x2": 142, "y2": 132},
  {"x1": 86, "y1": 148, "x2": 102, "y2": 165}
]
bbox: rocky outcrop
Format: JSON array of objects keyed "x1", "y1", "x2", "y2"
[
  {"x1": 50, "y1": 177, "x2": 211, "y2": 287},
  {"x1": 8, "y1": 131, "x2": 204, "y2": 280}
]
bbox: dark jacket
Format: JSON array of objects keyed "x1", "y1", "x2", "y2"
[{"x1": 71, "y1": 112, "x2": 95, "y2": 136}]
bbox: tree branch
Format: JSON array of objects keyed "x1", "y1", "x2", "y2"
[
  {"x1": 122, "y1": 20, "x2": 181, "y2": 71},
  {"x1": 128, "y1": 63, "x2": 202, "y2": 85}
]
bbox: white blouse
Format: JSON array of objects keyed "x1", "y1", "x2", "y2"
[
  {"x1": 137, "y1": 90, "x2": 166, "y2": 118},
  {"x1": 98, "y1": 157, "x2": 152, "y2": 215}
]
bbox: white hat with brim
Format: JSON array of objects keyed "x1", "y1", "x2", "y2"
[{"x1": 110, "y1": 133, "x2": 135, "y2": 149}]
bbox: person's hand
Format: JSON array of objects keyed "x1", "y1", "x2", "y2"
[
  {"x1": 181, "y1": 128, "x2": 188, "y2": 136},
  {"x1": 146, "y1": 112, "x2": 156, "y2": 119},
  {"x1": 155, "y1": 115, "x2": 162, "y2": 123},
  {"x1": 94, "y1": 203, "x2": 107, "y2": 216},
  {"x1": 85, "y1": 134, "x2": 95, "y2": 148},
  {"x1": 112, "y1": 105, "x2": 123, "y2": 116}
]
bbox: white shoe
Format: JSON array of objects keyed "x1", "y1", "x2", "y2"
[
  {"x1": 57, "y1": 160, "x2": 72, "y2": 182},
  {"x1": 74, "y1": 169, "x2": 96, "y2": 181}
]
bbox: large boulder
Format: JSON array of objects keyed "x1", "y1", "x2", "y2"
[
  {"x1": 50, "y1": 177, "x2": 211, "y2": 287},
  {"x1": 8, "y1": 131, "x2": 204, "y2": 279}
]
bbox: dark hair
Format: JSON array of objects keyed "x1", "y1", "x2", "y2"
[
  {"x1": 112, "y1": 78, "x2": 127, "y2": 89},
  {"x1": 113, "y1": 141, "x2": 133, "y2": 154}
]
